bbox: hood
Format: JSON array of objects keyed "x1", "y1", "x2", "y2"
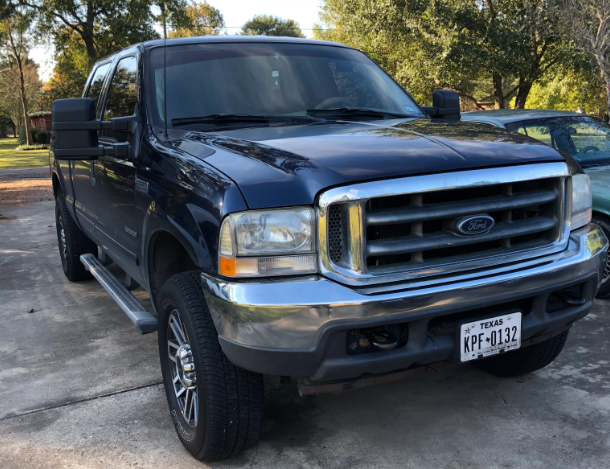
[{"x1": 178, "y1": 118, "x2": 566, "y2": 209}]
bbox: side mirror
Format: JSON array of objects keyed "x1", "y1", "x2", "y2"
[
  {"x1": 51, "y1": 98, "x2": 132, "y2": 160},
  {"x1": 421, "y1": 89, "x2": 461, "y2": 121}
]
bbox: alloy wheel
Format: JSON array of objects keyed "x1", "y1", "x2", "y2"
[
  {"x1": 167, "y1": 310, "x2": 198, "y2": 427},
  {"x1": 58, "y1": 216, "x2": 67, "y2": 259}
]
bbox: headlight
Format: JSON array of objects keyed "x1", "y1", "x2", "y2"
[
  {"x1": 571, "y1": 173, "x2": 592, "y2": 230},
  {"x1": 218, "y1": 207, "x2": 317, "y2": 277}
]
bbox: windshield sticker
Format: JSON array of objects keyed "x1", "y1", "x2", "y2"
[{"x1": 272, "y1": 71, "x2": 281, "y2": 90}]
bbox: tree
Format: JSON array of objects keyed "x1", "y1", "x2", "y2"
[
  {"x1": 241, "y1": 14, "x2": 305, "y2": 38},
  {"x1": 315, "y1": 0, "x2": 572, "y2": 109},
  {"x1": 20, "y1": 0, "x2": 191, "y2": 65},
  {"x1": 22, "y1": 0, "x2": 193, "y2": 102},
  {"x1": 0, "y1": 58, "x2": 41, "y2": 135},
  {"x1": 525, "y1": 63, "x2": 607, "y2": 115},
  {"x1": 557, "y1": 0, "x2": 610, "y2": 113},
  {"x1": 170, "y1": 1, "x2": 224, "y2": 37},
  {"x1": 0, "y1": 10, "x2": 38, "y2": 145}
]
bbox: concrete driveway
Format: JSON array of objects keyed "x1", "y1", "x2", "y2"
[{"x1": 1, "y1": 200, "x2": 610, "y2": 469}]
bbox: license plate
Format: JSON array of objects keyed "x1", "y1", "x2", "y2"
[{"x1": 460, "y1": 312, "x2": 522, "y2": 362}]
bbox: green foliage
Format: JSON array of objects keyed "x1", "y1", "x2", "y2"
[
  {"x1": 16, "y1": 143, "x2": 48, "y2": 150},
  {"x1": 26, "y1": 0, "x2": 191, "y2": 103},
  {"x1": 315, "y1": 0, "x2": 575, "y2": 109},
  {"x1": 525, "y1": 65, "x2": 607, "y2": 114},
  {"x1": 241, "y1": 15, "x2": 305, "y2": 38},
  {"x1": 35, "y1": 130, "x2": 49, "y2": 144},
  {"x1": 170, "y1": 1, "x2": 225, "y2": 37}
]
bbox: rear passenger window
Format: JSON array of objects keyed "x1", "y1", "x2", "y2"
[
  {"x1": 103, "y1": 56, "x2": 139, "y2": 122},
  {"x1": 85, "y1": 63, "x2": 111, "y2": 118}
]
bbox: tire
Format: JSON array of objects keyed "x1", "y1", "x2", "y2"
[
  {"x1": 55, "y1": 193, "x2": 97, "y2": 281},
  {"x1": 472, "y1": 330, "x2": 570, "y2": 377},
  {"x1": 592, "y1": 214, "x2": 610, "y2": 298},
  {"x1": 158, "y1": 271, "x2": 264, "y2": 462}
]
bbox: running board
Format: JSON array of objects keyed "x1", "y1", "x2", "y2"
[{"x1": 80, "y1": 253, "x2": 158, "y2": 334}]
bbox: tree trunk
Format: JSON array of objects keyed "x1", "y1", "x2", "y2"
[
  {"x1": 514, "y1": 81, "x2": 533, "y2": 109},
  {"x1": 591, "y1": 52, "x2": 610, "y2": 115},
  {"x1": 492, "y1": 74, "x2": 505, "y2": 109},
  {"x1": 19, "y1": 85, "x2": 32, "y2": 145},
  {"x1": 16, "y1": 58, "x2": 32, "y2": 145},
  {"x1": 84, "y1": 0, "x2": 96, "y2": 64}
]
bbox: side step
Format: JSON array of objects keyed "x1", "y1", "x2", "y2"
[{"x1": 80, "y1": 253, "x2": 158, "y2": 334}]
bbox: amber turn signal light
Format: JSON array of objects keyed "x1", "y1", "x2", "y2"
[{"x1": 219, "y1": 257, "x2": 236, "y2": 276}]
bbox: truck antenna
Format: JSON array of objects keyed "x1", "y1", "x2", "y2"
[{"x1": 163, "y1": 35, "x2": 168, "y2": 137}]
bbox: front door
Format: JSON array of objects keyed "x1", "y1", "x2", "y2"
[
  {"x1": 95, "y1": 55, "x2": 143, "y2": 282},
  {"x1": 71, "y1": 61, "x2": 112, "y2": 236}
]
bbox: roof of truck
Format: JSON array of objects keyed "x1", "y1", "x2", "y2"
[
  {"x1": 94, "y1": 35, "x2": 351, "y2": 64},
  {"x1": 141, "y1": 35, "x2": 350, "y2": 49}
]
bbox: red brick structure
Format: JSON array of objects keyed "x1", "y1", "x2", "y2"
[{"x1": 28, "y1": 111, "x2": 52, "y2": 132}]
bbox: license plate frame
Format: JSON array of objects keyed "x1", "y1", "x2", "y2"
[{"x1": 460, "y1": 311, "x2": 522, "y2": 362}]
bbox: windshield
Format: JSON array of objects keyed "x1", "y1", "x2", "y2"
[
  {"x1": 505, "y1": 116, "x2": 610, "y2": 168},
  {"x1": 147, "y1": 43, "x2": 421, "y2": 128}
]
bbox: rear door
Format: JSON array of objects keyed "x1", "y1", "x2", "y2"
[
  {"x1": 71, "y1": 61, "x2": 113, "y2": 236},
  {"x1": 94, "y1": 55, "x2": 143, "y2": 280}
]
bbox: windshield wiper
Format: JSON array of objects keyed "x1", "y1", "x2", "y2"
[
  {"x1": 171, "y1": 114, "x2": 322, "y2": 127},
  {"x1": 172, "y1": 114, "x2": 271, "y2": 126},
  {"x1": 306, "y1": 107, "x2": 414, "y2": 119}
]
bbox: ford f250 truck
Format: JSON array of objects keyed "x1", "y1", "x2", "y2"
[{"x1": 49, "y1": 36, "x2": 608, "y2": 462}]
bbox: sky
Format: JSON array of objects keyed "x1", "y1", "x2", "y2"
[{"x1": 30, "y1": 0, "x2": 323, "y2": 81}]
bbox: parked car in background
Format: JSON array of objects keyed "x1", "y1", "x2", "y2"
[{"x1": 463, "y1": 109, "x2": 610, "y2": 297}]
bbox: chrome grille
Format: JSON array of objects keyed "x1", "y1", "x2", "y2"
[
  {"x1": 365, "y1": 178, "x2": 560, "y2": 272},
  {"x1": 318, "y1": 163, "x2": 570, "y2": 286}
]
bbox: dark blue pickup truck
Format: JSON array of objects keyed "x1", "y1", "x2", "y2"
[{"x1": 50, "y1": 36, "x2": 608, "y2": 461}]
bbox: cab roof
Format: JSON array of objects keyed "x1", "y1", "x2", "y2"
[
  {"x1": 141, "y1": 35, "x2": 350, "y2": 49},
  {"x1": 95, "y1": 35, "x2": 352, "y2": 65}
]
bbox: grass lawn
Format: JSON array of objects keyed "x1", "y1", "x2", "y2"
[{"x1": 0, "y1": 137, "x2": 49, "y2": 169}]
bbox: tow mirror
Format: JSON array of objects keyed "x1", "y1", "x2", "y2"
[
  {"x1": 421, "y1": 89, "x2": 461, "y2": 121},
  {"x1": 51, "y1": 98, "x2": 133, "y2": 160}
]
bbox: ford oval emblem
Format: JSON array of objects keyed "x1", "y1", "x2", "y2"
[{"x1": 456, "y1": 215, "x2": 495, "y2": 235}]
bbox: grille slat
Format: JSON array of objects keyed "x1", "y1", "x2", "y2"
[
  {"x1": 366, "y1": 189, "x2": 557, "y2": 226},
  {"x1": 367, "y1": 216, "x2": 557, "y2": 257}
]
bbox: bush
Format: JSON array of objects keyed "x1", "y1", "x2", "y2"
[
  {"x1": 17, "y1": 126, "x2": 42, "y2": 145},
  {"x1": 15, "y1": 143, "x2": 49, "y2": 151},
  {"x1": 35, "y1": 131, "x2": 50, "y2": 144}
]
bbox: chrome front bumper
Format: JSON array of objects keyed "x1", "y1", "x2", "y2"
[{"x1": 202, "y1": 224, "x2": 607, "y2": 379}]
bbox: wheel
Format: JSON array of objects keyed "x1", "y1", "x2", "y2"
[
  {"x1": 55, "y1": 192, "x2": 97, "y2": 281},
  {"x1": 472, "y1": 330, "x2": 569, "y2": 377},
  {"x1": 592, "y1": 214, "x2": 610, "y2": 298},
  {"x1": 158, "y1": 271, "x2": 264, "y2": 461}
]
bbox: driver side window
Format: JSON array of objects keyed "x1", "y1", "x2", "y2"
[{"x1": 102, "y1": 56, "x2": 139, "y2": 140}]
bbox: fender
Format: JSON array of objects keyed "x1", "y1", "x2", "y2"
[
  {"x1": 137, "y1": 135, "x2": 248, "y2": 291},
  {"x1": 51, "y1": 155, "x2": 79, "y2": 224}
]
